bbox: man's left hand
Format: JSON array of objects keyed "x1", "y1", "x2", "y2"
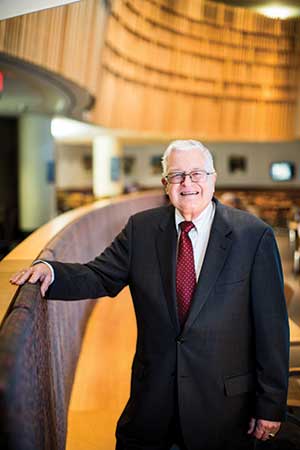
[{"x1": 248, "y1": 417, "x2": 281, "y2": 440}]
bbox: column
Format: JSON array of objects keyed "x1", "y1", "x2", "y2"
[
  {"x1": 93, "y1": 135, "x2": 124, "y2": 197},
  {"x1": 18, "y1": 114, "x2": 57, "y2": 232}
]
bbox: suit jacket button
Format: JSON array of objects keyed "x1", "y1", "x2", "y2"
[{"x1": 176, "y1": 336, "x2": 184, "y2": 343}]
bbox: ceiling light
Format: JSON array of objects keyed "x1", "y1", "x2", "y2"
[
  {"x1": 253, "y1": 4, "x2": 299, "y2": 19},
  {"x1": 51, "y1": 117, "x2": 103, "y2": 141}
]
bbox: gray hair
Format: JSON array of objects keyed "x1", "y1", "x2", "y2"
[{"x1": 161, "y1": 140, "x2": 215, "y2": 177}]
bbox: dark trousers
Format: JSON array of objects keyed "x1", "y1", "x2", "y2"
[
  {"x1": 166, "y1": 402, "x2": 188, "y2": 450},
  {"x1": 116, "y1": 379, "x2": 187, "y2": 450},
  {"x1": 115, "y1": 407, "x2": 258, "y2": 450},
  {"x1": 115, "y1": 404, "x2": 187, "y2": 450}
]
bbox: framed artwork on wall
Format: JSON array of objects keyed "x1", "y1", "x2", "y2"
[
  {"x1": 123, "y1": 156, "x2": 136, "y2": 175},
  {"x1": 110, "y1": 156, "x2": 121, "y2": 182},
  {"x1": 150, "y1": 155, "x2": 162, "y2": 175},
  {"x1": 46, "y1": 160, "x2": 55, "y2": 183},
  {"x1": 228, "y1": 155, "x2": 247, "y2": 173}
]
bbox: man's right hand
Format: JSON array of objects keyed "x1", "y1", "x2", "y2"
[{"x1": 10, "y1": 263, "x2": 52, "y2": 297}]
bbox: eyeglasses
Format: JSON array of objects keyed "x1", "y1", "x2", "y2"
[{"x1": 165, "y1": 170, "x2": 215, "y2": 184}]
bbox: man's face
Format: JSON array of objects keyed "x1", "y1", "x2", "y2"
[{"x1": 162, "y1": 149, "x2": 217, "y2": 220}]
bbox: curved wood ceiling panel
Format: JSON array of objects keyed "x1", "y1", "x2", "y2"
[
  {"x1": 0, "y1": 0, "x2": 299, "y2": 140},
  {"x1": 92, "y1": 0, "x2": 299, "y2": 140}
]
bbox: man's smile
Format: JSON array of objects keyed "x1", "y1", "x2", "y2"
[{"x1": 180, "y1": 191, "x2": 199, "y2": 196}]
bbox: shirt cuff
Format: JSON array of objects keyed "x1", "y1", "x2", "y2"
[{"x1": 32, "y1": 260, "x2": 55, "y2": 285}]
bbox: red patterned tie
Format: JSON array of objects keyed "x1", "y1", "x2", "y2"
[{"x1": 176, "y1": 221, "x2": 196, "y2": 327}]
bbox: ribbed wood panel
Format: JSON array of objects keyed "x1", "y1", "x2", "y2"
[
  {"x1": 0, "y1": 0, "x2": 108, "y2": 95},
  {"x1": 93, "y1": 0, "x2": 300, "y2": 140},
  {"x1": 0, "y1": 0, "x2": 299, "y2": 140}
]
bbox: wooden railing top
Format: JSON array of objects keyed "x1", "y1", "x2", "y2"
[{"x1": 0, "y1": 190, "x2": 162, "y2": 326}]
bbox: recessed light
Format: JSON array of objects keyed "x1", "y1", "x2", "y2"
[{"x1": 252, "y1": 4, "x2": 300, "y2": 19}]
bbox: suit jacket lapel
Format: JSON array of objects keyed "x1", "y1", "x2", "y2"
[
  {"x1": 156, "y1": 205, "x2": 180, "y2": 333},
  {"x1": 183, "y1": 201, "x2": 233, "y2": 333}
]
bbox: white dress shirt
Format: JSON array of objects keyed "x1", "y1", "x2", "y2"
[
  {"x1": 175, "y1": 201, "x2": 216, "y2": 280},
  {"x1": 33, "y1": 259, "x2": 55, "y2": 284}
]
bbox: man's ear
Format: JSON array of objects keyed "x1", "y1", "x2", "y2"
[
  {"x1": 161, "y1": 177, "x2": 168, "y2": 188},
  {"x1": 161, "y1": 177, "x2": 169, "y2": 194}
]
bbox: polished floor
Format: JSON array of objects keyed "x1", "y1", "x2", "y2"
[
  {"x1": 66, "y1": 287, "x2": 136, "y2": 450},
  {"x1": 66, "y1": 230, "x2": 300, "y2": 450}
]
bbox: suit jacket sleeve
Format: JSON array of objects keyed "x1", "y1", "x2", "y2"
[
  {"x1": 251, "y1": 227, "x2": 289, "y2": 421},
  {"x1": 45, "y1": 217, "x2": 132, "y2": 300}
]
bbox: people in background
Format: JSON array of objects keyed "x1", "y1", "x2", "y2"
[{"x1": 219, "y1": 192, "x2": 246, "y2": 210}]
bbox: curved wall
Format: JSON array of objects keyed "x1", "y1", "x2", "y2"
[
  {"x1": 0, "y1": 0, "x2": 299, "y2": 140},
  {"x1": 0, "y1": 0, "x2": 109, "y2": 96},
  {"x1": 95, "y1": 0, "x2": 300, "y2": 139}
]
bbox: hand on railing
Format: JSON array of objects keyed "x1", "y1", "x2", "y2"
[{"x1": 10, "y1": 263, "x2": 52, "y2": 297}]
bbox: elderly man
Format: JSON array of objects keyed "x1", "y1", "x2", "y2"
[{"x1": 11, "y1": 140, "x2": 289, "y2": 450}]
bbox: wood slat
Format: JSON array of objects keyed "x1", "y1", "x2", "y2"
[{"x1": 0, "y1": 0, "x2": 299, "y2": 140}]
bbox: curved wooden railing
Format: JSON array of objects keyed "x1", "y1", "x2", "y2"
[{"x1": 0, "y1": 191, "x2": 165, "y2": 450}]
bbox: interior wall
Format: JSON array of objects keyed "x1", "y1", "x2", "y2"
[
  {"x1": 123, "y1": 141, "x2": 300, "y2": 189},
  {"x1": 55, "y1": 139, "x2": 300, "y2": 191},
  {"x1": 210, "y1": 141, "x2": 300, "y2": 187},
  {"x1": 55, "y1": 143, "x2": 93, "y2": 189}
]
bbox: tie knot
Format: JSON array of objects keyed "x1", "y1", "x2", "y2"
[{"x1": 180, "y1": 221, "x2": 195, "y2": 234}]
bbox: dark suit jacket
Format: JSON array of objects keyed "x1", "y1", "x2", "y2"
[{"x1": 47, "y1": 198, "x2": 289, "y2": 450}]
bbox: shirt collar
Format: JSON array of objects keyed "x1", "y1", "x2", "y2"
[{"x1": 175, "y1": 201, "x2": 214, "y2": 233}]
